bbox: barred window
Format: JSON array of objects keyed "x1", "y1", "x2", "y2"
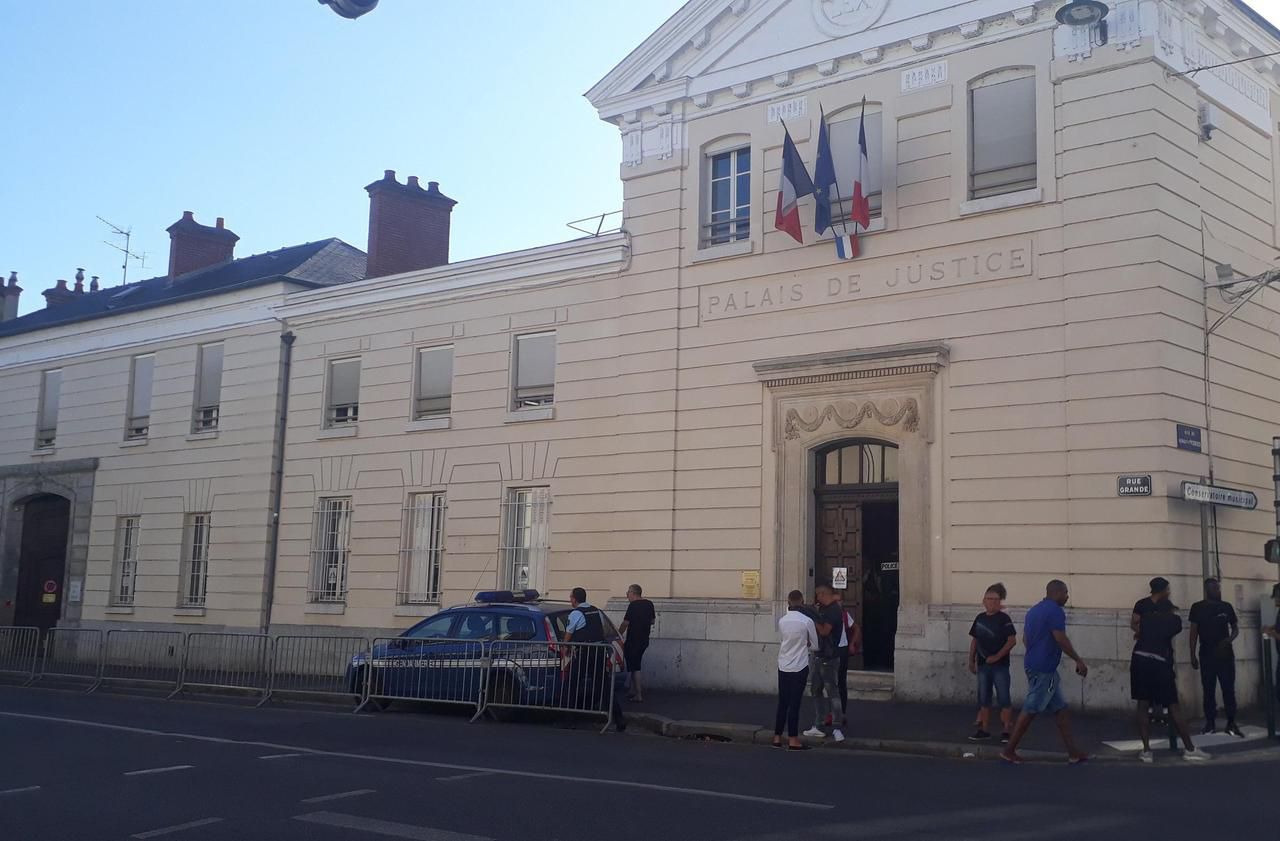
[
  {"x1": 125, "y1": 355, "x2": 154, "y2": 440},
  {"x1": 36, "y1": 369, "x2": 61, "y2": 449},
  {"x1": 414, "y1": 346, "x2": 453, "y2": 420},
  {"x1": 499, "y1": 488, "x2": 550, "y2": 591},
  {"x1": 512, "y1": 333, "x2": 555, "y2": 409},
  {"x1": 325, "y1": 358, "x2": 361, "y2": 427},
  {"x1": 192, "y1": 343, "x2": 224, "y2": 433},
  {"x1": 399, "y1": 493, "x2": 446, "y2": 604},
  {"x1": 180, "y1": 513, "x2": 211, "y2": 608},
  {"x1": 309, "y1": 498, "x2": 352, "y2": 603},
  {"x1": 111, "y1": 516, "x2": 141, "y2": 606},
  {"x1": 970, "y1": 71, "x2": 1037, "y2": 200}
]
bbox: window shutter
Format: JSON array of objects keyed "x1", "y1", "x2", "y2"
[
  {"x1": 197, "y1": 344, "x2": 224, "y2": 408},
  {"x1": 39, "y1": 370, "x2": 61, "y2": 431},
  {"x1": 130, "y1": 356, "x2": 155, "y2": 419},
  {"x1": 329, "y1": 359, "x2": 361, "y2": 406}
]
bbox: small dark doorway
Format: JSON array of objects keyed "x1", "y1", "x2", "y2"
[
  {"x1": 814, "y1": 441, "x2": 899, "y2": 673},
  {"x1": 14, "y1": 495, "x2": 71, "y2": 631}
]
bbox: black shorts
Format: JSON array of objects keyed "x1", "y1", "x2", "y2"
[
  {"x1": 624, "y1": 640, "x2": 649, "y2": 672},
  {"x1": 1131, "y1": 655, "x2": 1178, "y2": 706}
]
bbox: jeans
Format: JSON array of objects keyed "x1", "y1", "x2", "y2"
[
  {"x1": 976, "y1": 663, "x2": 1012, "y2": 709},
  {"x1": 811, "y1": 655, "x2": 844, "y2": 728},
  {"x1": 774, "y1": 667, "x2": 809, "y2": 738},
  {"x1": 1199, "y1": 649, "x2": 1237, "y2": 723},
  {"x1": 1023, "y1": 669, "x2": 1067, "y2": 715}
]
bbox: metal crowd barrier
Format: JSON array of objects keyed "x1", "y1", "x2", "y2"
[
  {"x1": 0, "y1": 626, "x2": 40, "y2": 684},
  {"x1": 173, "y1": 632, "x2": 270, "y2": 703},
  {"x1": 268, "y1": 634, "x2": 370, "y2": 704},
  {"x1": 1264, "y1": 637, "x2": 1276, "y2": 740},
  {"x1": 482, "y1": 639, "x2": 620, "y2": 733},
  {"x1": 100, "y1": 629, "x2": 185, "y2": 692},
  {"x1": 38, "y1": 628, "x2": 103, "y2": 691},
  {"x1": 357, "y1": 637, "x2": 486, "y2": 715}
]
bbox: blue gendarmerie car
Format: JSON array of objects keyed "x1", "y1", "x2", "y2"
[{"x1": 347, "y1": 590, "x2": 624, "y2": 713}]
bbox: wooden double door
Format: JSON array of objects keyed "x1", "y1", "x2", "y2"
[{"x1": 815, "y1": 494, "x2": 899, "y2": 672}]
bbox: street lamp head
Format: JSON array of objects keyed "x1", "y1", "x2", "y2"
[
  {"x1": 318, "y1": 0, "x2": 379, "y2": 19},
  {"x1": 1055, "y1": 1, "x2": 1110, "y2": 27}
]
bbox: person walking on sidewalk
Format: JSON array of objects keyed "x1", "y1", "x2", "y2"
[
  {"x1": 1189, "y1": 577, "x2": 1241, "y2": 737},
  {"x1": 1130, "y1": 583, "x2": 1208, "y2": 763},
  {"x1": 803, "y1": 583, "x2": 846, "y2": 743},
  {"x1": 618, "y1": 584, "x2": 656, "y2": 703},
  {"x1": 830, "y1": 588, "x2": 861, "y2": 728},
  {"x1": 967, "y1": 583, "x2": 1016, "y2": 744},
  {"x1": 773, "y1": 590, "x2": 819, "y2": 751},
  {"x1": 1001, "y1": 580, "x2": 1088, "y2": 765}
]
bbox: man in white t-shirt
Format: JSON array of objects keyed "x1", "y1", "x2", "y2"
[{"x1": 772, "y1": 590, "x2": 819, "y2": 751}]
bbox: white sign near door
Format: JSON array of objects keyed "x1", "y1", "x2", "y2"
[{"x1": 832, "y1": 567, "x2": 849, "y2": 589}]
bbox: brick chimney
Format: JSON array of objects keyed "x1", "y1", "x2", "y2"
[
  {"x1": 42, "y1": 278, "x2": 79, "y2": 309},
  {"x1": 166, "y1": 211, "x2": 239, "y2": 279},
  {"x1": 365, "y1": 170, "x2": 457, "y2": 278},
  {"x1": 1, "y1": 271, "x2": 22, "y2": 322}
]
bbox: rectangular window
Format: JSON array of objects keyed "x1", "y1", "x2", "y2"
[
  {"x1": 309, "y1": 497, "x2": 352, "y2": 603},
  {"x1": 704, "y1": 147, "x2": 751, "y2": 246},
  {"x1": 180, "y1": 513, "x2": 211, "y2": 608},
  {"x1": 499, "y1": 487, "x2": 550, "y2": 591},
  {"x1": 192, "y1": 343, "x2": 224, "y2": 433},
  {"x1": 35, "y1": 369, "x2": 61, "y2": 449},
  {"x1": 325, "y1": 358, "x2": 361, "y2": 427},
  {"x1": 827, "y1": 111, "x2": 884, "y2": 225},
  {"x1": 125, "y1": 355, "x2": 155, "y2": 440},
  {"x1": 970, "y1": 74, "x2": 1037, "y2": 199},
  {"x1": 399, "y1": 493, "x2": 446, "y2": 604},
  {"x1": 512, "y1": 333, "x2": 555, "y2": 409},
  {"x1": 112, "y1": 516, "x2": 141, "y2": 606},
  {"x1": 414, "y1": 346, "x2": 453, "y2": 420}
]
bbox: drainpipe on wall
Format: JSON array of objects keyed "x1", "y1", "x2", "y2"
[{"x1": 261, "y1": 330, "x2": 295, "y2": 633}]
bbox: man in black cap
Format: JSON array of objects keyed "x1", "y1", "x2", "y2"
[
  {"x1": 1131, "y1": 578, "x2": 1208, "y2": 762},
  {"x1": 1189, "y1": 577, "x2": 1241, "y2": 736}
]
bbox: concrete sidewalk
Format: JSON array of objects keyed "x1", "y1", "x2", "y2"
[{"x1": 624, "y1": 690, "x2": 1280, "y2": 763}]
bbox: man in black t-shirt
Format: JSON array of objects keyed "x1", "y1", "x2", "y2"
[
  {"x1": 1131, "y1": 579, "x2": 1209, "y2": 762},
  {"x1": 618, "y1": 584, "x2": 656, "y2": 702},
  {"x1": 802, "y1": 583, "x2": 846, "y2": 742},
  {"x1": 967, "y1": 583, "x2": 1016, "y2": 743},
  {"x1": 1190, "y1": 578, "x2": 1240, "y2": 736}
]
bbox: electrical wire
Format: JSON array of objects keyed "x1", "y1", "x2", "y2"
[{"x1": 1166, "y1": 47, "x2": 1280, "y2": 79}]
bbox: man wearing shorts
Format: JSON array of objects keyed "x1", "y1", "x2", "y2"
[
  {"x1": 1132, "y1": 578, "x2": 1209, "y2": 762},
  {"x1": 1001, "y1": 579, "x2": 1088, "y2": 765},
  {"x1": 618, "y1": 584, "x2": 655, "y2": 702}
]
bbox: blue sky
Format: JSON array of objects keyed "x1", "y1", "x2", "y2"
[{"x1": 0, "y1": 1, "x2": 685, "y2": 315}]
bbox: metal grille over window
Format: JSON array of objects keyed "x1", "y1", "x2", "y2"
[
  {"x1": 399, "y1": 493, "x2": 446, "y2": 604},
  {"x1": 970, "y1": 73, "x2": 1036, "y2": 200},
  {"x1": 112, "y1": 516, "x2": 141, "y2": 606},
  {"x1": 126, "y1": 355, "x2": 154, "y2": 440},
  {"x1": 512, "y1": 333, "x2": 555, "y2": 409},
  {"x1": 180, "y1": 513, "x2": 211, "y2": 608},
  {"x1": 704, "y1": 147, "x2": 751, "y2": 246},
  {"x1": 309, "y1": 497, "x2": 352, "y2": 603},
  {"x1": 499, "y1": 488, "x2": 550, "y2": 591},
  {"x1": 36, "y1": 369, "x2": 61, "y2": 449},
  {"x1": 414, "y1": 346, "x2": 453, "y2": 419},
  {"x1": 326, "y1": 358, "x2": 361, "y2": 426},
  {"x1": 192, "y1": 343, "x2": 224, "y2": 432},
  {"x1": 827, "y1": 111, "x2": 883, "y2": 225}
]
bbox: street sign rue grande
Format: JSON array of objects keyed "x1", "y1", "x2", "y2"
[
  {"x1": 1180, "y1": 481, "x2": 1258, "y2": 510},
  {"x1": 1117, "y1": 475, "x2": 1152, "y2": 496}
]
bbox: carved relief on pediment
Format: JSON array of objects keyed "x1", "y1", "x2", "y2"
[{"x1": 784, "y1": 397, "x2": 919, "y2": 440}]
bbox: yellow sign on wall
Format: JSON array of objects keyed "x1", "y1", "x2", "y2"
[{"x1": 741, "y1": 571, "x2": 761, "y2": 600}]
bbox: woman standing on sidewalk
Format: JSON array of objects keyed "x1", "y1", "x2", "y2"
[
  {"x1": 967, "y1": 583, "x2": 1016, "y2": 744},
  {"x1": 772, "y1": 590, "x2": 818, "y2": 751}
]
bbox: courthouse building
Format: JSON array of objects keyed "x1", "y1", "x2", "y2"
[{"x1": 3, "y1": 0, "x2": 1280, "y2": 709}]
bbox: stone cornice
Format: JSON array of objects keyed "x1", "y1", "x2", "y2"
[{"x1": 754, "y1": 340, "x2": 949, "y2": 387}]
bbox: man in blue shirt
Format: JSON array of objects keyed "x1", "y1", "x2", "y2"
[{"x1": 1001, "y1": 580, "x2": 1089, "y2": 765}]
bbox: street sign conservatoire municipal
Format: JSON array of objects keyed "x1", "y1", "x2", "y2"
[
  {"x1": 1180, "y1": 481, "x2": 1259, "y2": 510},
  {"x1": 1117, "y1": 475, "x2": 1152, "y2": 496}
]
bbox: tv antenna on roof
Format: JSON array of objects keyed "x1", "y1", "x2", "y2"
[{"x1": 97, "y1": 216, "x2": 148, "y2": 286}]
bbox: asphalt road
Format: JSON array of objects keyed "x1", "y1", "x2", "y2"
[{"x1": 0, "y1": 685, "x2": 1273, "y2": 841}]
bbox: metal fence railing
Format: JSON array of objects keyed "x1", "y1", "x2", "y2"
[
  {"x1": 0, "y1": 626, "x2": 40, "y2": 684},
  {"x1": 174, "y1": 632, "x2": 270, "y2": 703},
  {"x1": 39, "y1": 628, "x2": 103, "y2": 691},
  {"x1": 483, "y1": 639, "x2": 620, "y2": 733},
  {"x1": 357, "y1": 637, "x2": 487, "y2": 715},
  {"x1": 268, "y1": 634, "x2": 370, "y2": 704},
  {"x1": 101, "y1": 630, "x2": 184, "y2": 692}
]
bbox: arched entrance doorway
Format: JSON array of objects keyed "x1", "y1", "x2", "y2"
[
  {"x1": 814, "y1": 440, "x2": 899, "y2": 672},
  {"x1": 14, "y1": 494, "x2": 71, "y2": 630}
]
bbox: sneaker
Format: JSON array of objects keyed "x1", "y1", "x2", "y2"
[
  {"x1": 1000, "y1": 732, "x2": 1011, "y2": 745},
  {"x1": 1138, "y1": 750, "x2": 1154, "y2": 764},
  {"x1": 1225, "y1": 723, "x2": 1245, "y2": 738},
  {"x1": 1182, "y1": 748, "x2": 1211, "y2": 762},
  {"x1": 1200, "y1": 722, "x2": 1217, "y2": 736},
  {"x1": 967, "y1": 729, "x2": 992, "y2": 742},
  {"x1": 832, "y1": 729, "x2": 845, "y2": 743},
  {"x1": 802, "y1": 726, "x2": 826, "y2": 738}
]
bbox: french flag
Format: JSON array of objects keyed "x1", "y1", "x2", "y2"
[
  {"x1": 774, "y1": 124, "x2": 814, "y2": 244},
  {"x1": 850, "y1": 99, "x2": 872, "y2": 230}
]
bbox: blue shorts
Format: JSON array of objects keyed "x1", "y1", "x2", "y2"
[
  {"x1": 977, "y1": 663, "x2": 1012, "y2": 709},
  {"x1": 1023, "y1": 669, "x2": 1067, "y2": 715}
]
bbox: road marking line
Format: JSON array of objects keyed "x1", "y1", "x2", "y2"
[
  {"x1": 300, "y1": 788, "x2": 375, "y2": 804},
  {"x1": 435, "y1": 771, "x2": 494, "y2": 783},
  {"x1": 0, "y1": 710, "x2": 833, "y2": 811},
  {"x1": 259, "y1": 753, "x2": 305, "y2": 760},
  {"x1": 123, "y1": 765, "x2": 194, "y2": 777},
  {"x1": 294, "y1": 811, "x2": 492, "y2": 841},
  {"x1": 0, "y1": 786, "x2": 41, "y2": 795},
  {"x1": 131, "y1": 817, "x2": 224, "y2": 838}
]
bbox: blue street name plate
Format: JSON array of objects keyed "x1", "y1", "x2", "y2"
[{"x1": 1176, "y1": 424, "x2": 1202, "y2": 452}]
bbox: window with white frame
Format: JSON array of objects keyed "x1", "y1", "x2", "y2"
[
  {"x1": 180, "y1": 513, "x2": 211, "y2": 608},
  {"x1": 325, "y1": 358, "x2": 361, "y2": 427},
  {"x1": 703, "y1": 146, "x2": 751, "y2": 246},
  {"x1": 111, "y1": 516, "x2": 141, "y2": 606},
  {"x1": 499, "y1": 488, "x2": 550, "y2": 592},
  {"x1": 826, "y1": 108, "x2": 883, "y2": 225},
  {"x1": 125, "y1": 355, "x2": 155, "y2": 440},
  {"x1": 309, "y1": 497, "x2": 352, "y2": 603},
  {"x1": 35, "y1": 369, "x2": 61, "y2": 449},
  {"x1": 970, "y1": 70, "x2": 1037, "y2": 200},
  {"x1": 192, "y1": 343, "x2": 224, "y2": 433},
  {"x1": 512, "y1": 333, "x2": 555, "y2": 409},
  {"x1": 399, "y1": 493, "x2": 446, "y2": 604},
  {"x1": 414, "y1": 346, "x2": 453, "y2": 420}
]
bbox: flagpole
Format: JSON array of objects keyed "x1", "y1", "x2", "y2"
[
  {"x1": 854, "y1": 96, "x2": 867, "y2": 240},
  {"x1": 824, "y1": 106, "x2": 851, "y2": 239}
]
